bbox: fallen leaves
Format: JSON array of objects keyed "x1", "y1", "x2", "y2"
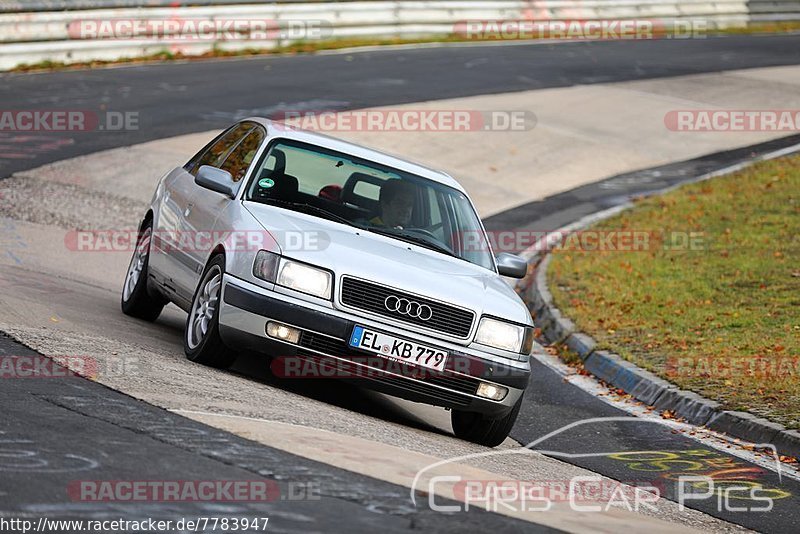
[{"x1": 545, "y1": 152, "x2": 800, "y2": 432}]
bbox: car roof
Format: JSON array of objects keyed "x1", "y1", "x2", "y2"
[{"x1": 244, "y1": 117, "x2": 466, "y2": 192}]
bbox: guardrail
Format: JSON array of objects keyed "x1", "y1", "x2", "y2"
[
  {"x1": 0, "y1": 1, "x2": 334, "y2": 12},
  {"x1": 0, "y1": 0, "x2": 798, "y2": 70}
]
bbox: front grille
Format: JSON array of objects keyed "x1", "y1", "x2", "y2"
[
  {"x1": 340, "y1": 277, "x2": 475, "y2": 338},
  {"x1": 298, "y1": 331, "x2": 480, "y2": 397}
]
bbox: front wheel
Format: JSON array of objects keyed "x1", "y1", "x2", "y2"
[
  {"x1": 121, "y1": 222, "x2": 165, "y2": 321},
  {"x1": 451, "y1": 396, "x2": 522, "y2": 447},
  {"x1": 184, "y1": 254, "x2": 238, "y2": 369}
]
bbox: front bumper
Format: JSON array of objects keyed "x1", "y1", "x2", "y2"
[{"x1": 218, "y1": 275, "x2": 530, "y2": 416}]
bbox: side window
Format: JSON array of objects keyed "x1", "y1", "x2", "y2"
[
  {"x1": 261, "y1": 152, "x2": 278, "y2": 174},
  {"x1": 450, "y1": 193, "x2": 493, "y2": 270},
  {"x1": 219, "y1": 127, "x2": 265, "y2": 182},
  {"x1": 186, "y1": 123, "x2": 253, "y2": 176}
]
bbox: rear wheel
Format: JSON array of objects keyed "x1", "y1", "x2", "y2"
[
  {"x1": 184, "y1": 255, "x2": 238, "y2": 369},
  {"x1": 451, "y1": 396, "x2": 522, "y2": 447},
  {"x1": 121, "y1": 221, "x2": 165, "y2": 321}
]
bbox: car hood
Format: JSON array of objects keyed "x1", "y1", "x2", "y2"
[{"x1": 243, "y1": 201, "x2": 531, "y2": 326}]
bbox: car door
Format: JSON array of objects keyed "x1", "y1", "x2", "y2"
[
  {"x1": 152, "y1": 122, "x2": 254, "y2": 303},
  {"x1": 181, "y1": 123, "x2": 266, "y2": 292}
]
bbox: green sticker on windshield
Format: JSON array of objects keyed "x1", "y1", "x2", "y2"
[{"x1": 258, "y1": 178, "x2": 275, "y2": 189}]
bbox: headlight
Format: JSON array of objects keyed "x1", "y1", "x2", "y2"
[
  {"x1": 278, "y1": 259, "x2": 332, "y2": 299},
  {"x1": 253, "y1": 252, "x2": 332, "y2": 300},
  {"x1": 474, "y1": 317, "x2": 525, "y2": 353}
]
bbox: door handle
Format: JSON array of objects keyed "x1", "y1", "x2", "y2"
[{"x1": 184, "y1": 203, "x2": 193, "y2": 217}]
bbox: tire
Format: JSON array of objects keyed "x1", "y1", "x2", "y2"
[
  {"x1": 451, "y1": 396, "x2": 522, "y2": 447},
  {"x1": 184, "y1": 254, "x2": 238, "y2": 369},
  {"x1": 121, "y1": 221, "x2": 165, "y2": 321}
]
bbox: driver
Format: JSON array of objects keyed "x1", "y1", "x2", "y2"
[{"x1": 371, "y1": 179, "x2": 416, "y2": 229}]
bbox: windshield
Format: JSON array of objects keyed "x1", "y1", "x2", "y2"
[{"x1": 245, "y1": 139, "x2": 495, "y2": 271}]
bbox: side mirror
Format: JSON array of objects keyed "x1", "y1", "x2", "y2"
[
  {"x1": 496, "y1": 253, "x2": 528, "y2": 279},
  {"x1": 195, "y1": 165, "x2": 236, "y2": 198}
]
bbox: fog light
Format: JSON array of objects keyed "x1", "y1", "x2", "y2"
[
  {"x1": 476, "y1": 382, "x2": 508, "y2": 401},
  {"x1": 266, "y1": 322, "x2": 301, "y2": 344}
]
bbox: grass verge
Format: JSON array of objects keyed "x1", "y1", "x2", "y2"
[
  {"x1": 549, "y1": 154, "x2": 800, "y2": 429},
  {"x1": 10, "y1": 35, "x2": 466, "y2": 73}
]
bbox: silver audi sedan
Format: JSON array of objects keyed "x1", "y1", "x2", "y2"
[{"x1": 121, "y1": 118, "x2": 534, "y2": 446}]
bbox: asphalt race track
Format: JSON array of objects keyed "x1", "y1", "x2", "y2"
[
  {"x1": 2, "y1": 35, "x2": 800, "y2": 533},
  {"x1": 2, "y1": 34, "x2": 800, "y2": 176}
]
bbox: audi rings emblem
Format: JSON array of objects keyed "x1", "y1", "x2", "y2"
[{"x1": 384, "y1": 295, "x2": 433, "y2": 321}]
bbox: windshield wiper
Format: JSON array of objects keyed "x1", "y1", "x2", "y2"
[
  {"x1": 259, "y1": 198, "x2": 363, "y2": 229},
  {"x1": 367, "y1": 227, "x2": 458, "y2": 258}
]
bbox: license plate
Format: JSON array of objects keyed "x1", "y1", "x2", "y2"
[{"x1": 348, "y1": 325, "x2": 448, "y2": 372}]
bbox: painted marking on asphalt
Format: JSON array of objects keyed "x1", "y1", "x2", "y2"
[
  {"x1": 532, "y1": 348, "x2": 800, "y2": 484},
  {"x1": 607, "y1": 449, "x2": 792, "y2": 501},
  {"x1": 0, "y1": 439, "x2": 99, "y2": 473}
]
